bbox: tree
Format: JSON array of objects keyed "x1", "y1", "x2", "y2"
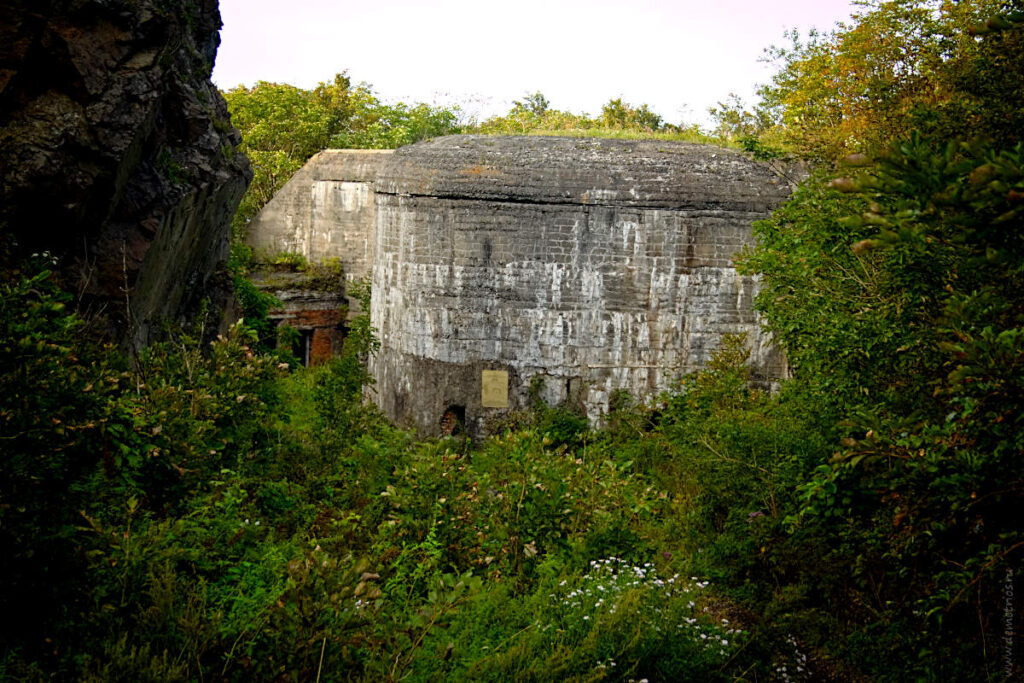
[
  {"x1": 707, "y1": 93, "x2": 770, "y2": 141},
  {"x1": 755, "y1": 0, "x2": 1021, "y2": 162},
  {"x1": 224, "y1": 72, "x2": 463, "y2": 241},
  {"x1": 733, "y1": 5, "x2": 1024, "y2": 674}
]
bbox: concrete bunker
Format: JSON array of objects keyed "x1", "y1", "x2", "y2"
[
  {"x1": 248, "y1": 135, "x2": 795, "y2": 436},
  {"x1": 245, "y1": 150, "x2": 392, "y2": 365}
]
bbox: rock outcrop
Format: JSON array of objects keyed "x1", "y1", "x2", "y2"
[
  {"x1": 0, "y1": 0, "x2": 251, "y2": 346},
  {"x1": 246, "y1": 149, "x2": 391, "y2": 279},
  {"x1": 249, "y1": 136, "x2": 796, "y2": 436}
]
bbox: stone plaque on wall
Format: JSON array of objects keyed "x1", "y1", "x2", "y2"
[{"x1": 481, "y1": 370, "x2": 509, "y2": 408}]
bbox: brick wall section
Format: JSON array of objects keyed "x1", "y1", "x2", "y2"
[
  {"x1": 311, "y1": 328, "x2": 340, "y2": 366},
  {"x1": 250, "y1": 271, "x2": 348, "y2": 366},
  {"x1": 281, "y1": 308, "x2": 345, "y2": 365}
]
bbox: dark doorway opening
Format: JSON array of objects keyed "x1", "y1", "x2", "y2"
[
  {"x1": 439, "y1": 405, "x2": 465, "y2": 436},
  {"x1": 293, "y1": 329, "x2": 314, "y2": 367},
  {"x1": 334, "y1": 320, "x2": 349, "y2": 356}
]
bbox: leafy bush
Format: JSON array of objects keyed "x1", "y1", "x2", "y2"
[
  {"x1": 755, "y1": 136, "x2": 1024, "y2": 679},
  {"x1": 411, "y1": 557, "x2": 746, "y2": 682},
  {"x1": 473, "y1": 92, "x2": 719, "y2": 145}
]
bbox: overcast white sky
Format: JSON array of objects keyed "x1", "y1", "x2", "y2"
[{"x1": 213, "y1": 0, "x2": 861, "y2": 126}]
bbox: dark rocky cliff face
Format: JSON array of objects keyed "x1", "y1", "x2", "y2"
[{"x1": 0, "y1": 0, "x2": 251, "y2": 345}]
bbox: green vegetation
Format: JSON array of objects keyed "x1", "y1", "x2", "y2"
[
  {"x1": 224, "y1": 77, "x2": 722, "y2": 250},
  {"x1": 472, "y1": 91, "x2": 719, "y2": 144},
  {"x1": 3, "y1": 1, "x2": 1022, "y2": 679},
  {"x1": 0, "y1": 257, "x2": 761, "y2": 680},
  {"x1": 710, "y1": 0, "x2": 1024, "y2": 163}
]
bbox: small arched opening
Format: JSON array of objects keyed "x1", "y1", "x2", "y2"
[{"x1": 439, "y1": 405, "x2": 465, "y2": 436}]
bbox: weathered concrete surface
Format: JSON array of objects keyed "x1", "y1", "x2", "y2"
[
  {"x1": 0, "y1": 0, "x2": 251, "y2": 347},
  {"x1": 368, "y1": 136, "x2": 793, "y2": 435},
  {"x1": 246, "y1": 149, "x2": 392, "y2": 282},
  {"x1": 247, "y1": 136, "x2": 794, "y2": 436}
]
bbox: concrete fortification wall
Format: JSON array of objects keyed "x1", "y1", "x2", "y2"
[
  {"x1": 247, "y1": 149, "x2": 392, "y2": 283},
  {"x1": 249, "y1": 135, "x2": 794, "y2": 436}
]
